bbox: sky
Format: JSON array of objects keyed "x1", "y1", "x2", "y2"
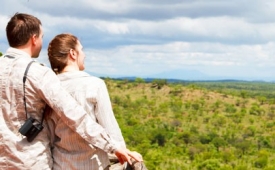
[{"x1": 1, "y1": 0, "x2": 275, "y2": 81}]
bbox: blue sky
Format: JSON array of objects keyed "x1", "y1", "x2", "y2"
[{"x1": 1, "y1": 0, "x2": 275, "y2": 81}]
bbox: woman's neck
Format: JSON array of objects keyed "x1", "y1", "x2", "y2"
[{"x1": 61, "y1": 65, "x2": 79, "y2": 73}]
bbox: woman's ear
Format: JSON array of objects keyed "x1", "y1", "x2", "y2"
[{"x1": 69, "y1": 49, "x2": 77, "y2": 60}]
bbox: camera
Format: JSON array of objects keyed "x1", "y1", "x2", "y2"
[{"x1": 19, "y1": 117, "x2": 44, "y2": 142}]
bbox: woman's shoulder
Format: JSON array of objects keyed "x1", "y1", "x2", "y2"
[{"x1": 81, "y1": 72, "x2": 104, "y2": 82}]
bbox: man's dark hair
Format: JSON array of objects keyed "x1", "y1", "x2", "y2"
[{"x1": 6, "y1": 13, "x2": 42, "y2": 47}]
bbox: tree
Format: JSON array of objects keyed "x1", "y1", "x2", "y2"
[
  {"x1": 212, "y1": 137, "x2": 227, "y2": 151},
  {"x1": 240, "y1": 90, "x2": 248, "y2": 98},
  {"x1": 234, "y1": 139, "x2": 251, "y2": 155},
  {"x1": 152, "y1": 133, "x2": 166, "y2": 146},
  {"x1": 221, "y1": 148, "x2": 235, "y2": 163},
  {"x1": 134, "y1": 77, "x2": 145, "y2": 84},
  {"x1": 0, "y1": 52, "x2": 3, "y2": 57},
  {"x1": 197, "y1": 159, "x2": 221, "y2": 170},
  {"x1": 151, "y1": 79, "x2": 167, "y2": 89},
  {"x1": 254, "y1": 154, "x2": 268, "y2": 168},
  {"x1": 249, "y1": 105, "x2": 265, "y2": 116},
  {"x1": 180, "y1": 131, "x2": 192, "y2": 145},
  {"x1": 257, "y1": 96, "x2": 267, "y2": 105}
]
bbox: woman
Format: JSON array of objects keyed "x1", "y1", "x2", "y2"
[{"x1": 47, "y1": 33, "x2": 144, "y2": 170}]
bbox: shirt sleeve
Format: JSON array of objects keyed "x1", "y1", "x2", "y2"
[
  {"x1": 32, "y1": 66, "x2": 119, "y2": 153},
  {"x1": 93, "y1": 79, "x2": 126, "y2": 148}
]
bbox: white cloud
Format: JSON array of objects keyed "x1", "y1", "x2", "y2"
[
  {"x1": 74, "y1": 40, "x2": 275, "y2": 79},
  {"x1": 94, "y1": 21, "x2": 130, "y2": 34},
  {"x1": 1, "y1": 0, "x2": 275, "y2": 80},
  {"x1": 0, "y1": 15, "x2": 9, "y2": 49},
  {"x1": 83, "y1": 0, "x2": 132, "y2": 14}
]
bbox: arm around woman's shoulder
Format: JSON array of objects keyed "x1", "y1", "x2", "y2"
[
  {"x1": 31, "y1": 66, "x2": 118, "y2": 154},
  {"x1": 94, "y1": 79, "x2": 127, "y2": 148}
]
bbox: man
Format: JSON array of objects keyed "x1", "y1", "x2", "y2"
[{"x1": 0, "y1": 13, "x2": 141, "y2": 170}]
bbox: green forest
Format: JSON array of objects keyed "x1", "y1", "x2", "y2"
[{"x1": 105, "y1": 78, "x2": 275, "y2": 170}]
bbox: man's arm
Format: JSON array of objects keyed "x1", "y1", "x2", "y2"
[
  {"x1": 93, "y1": 79, "x2": 126, "y2": 148},
  {"x1": 35, "y1": 67, "x2": 117, "y2": 153}
]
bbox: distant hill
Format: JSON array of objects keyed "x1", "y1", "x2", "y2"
[
  {"x1": 87, "y1": 68, "x2": 275, "y2": 82},
  {"x1": 147, "y1": 69, "x2": 275, "y2": 82},
  {"x1": 148, "y1": 69, "x2": 208, "y2": 80}
]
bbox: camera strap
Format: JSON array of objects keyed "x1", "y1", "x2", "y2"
[{"x1": 23, "y1": 61, "x2": 45, "y2": 124}]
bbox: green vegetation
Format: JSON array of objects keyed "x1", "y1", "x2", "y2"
[
  {"x1": 106, "y1": 78, "x2": 275, "y2": 170},
  {"x1": 184, "y1": 81, "x2": 275, "y2": 104},
  {"x1": 0, "y1": 52, "x2": 3, "y2": 57}
]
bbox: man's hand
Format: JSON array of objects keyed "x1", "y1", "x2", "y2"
[
  {"x1": 127, "y1": 150, "x2": 143, "y2": 162},
  {"x1": 114, "y1": 148, "x2": 143, "y2": 165}
]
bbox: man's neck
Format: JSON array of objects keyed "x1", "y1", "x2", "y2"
[{"x1": 16, "y1": 46, "x2": 32, "y2": 57}]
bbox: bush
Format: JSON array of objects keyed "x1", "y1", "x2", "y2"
[
  {"x1": 254, "y1": 156, "x2": 268, "y2": 168},
  {"x1": 197, "y1": 159, "x2": 222, "y2": 170}
]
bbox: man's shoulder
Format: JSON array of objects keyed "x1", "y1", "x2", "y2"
[
  {"x1": 28, "y1": 61, "x2": 57, "y2": 79},
  {"x1": 30, "y1": 60, "x2": 51, "y2": 70},
  {"x1": 30, "y1": 61, "x2": 52, "y2": 71}
]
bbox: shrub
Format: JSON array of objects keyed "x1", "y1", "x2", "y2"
[{"x1": 197, "y1": 159, "x2": 222, "y2": 170}]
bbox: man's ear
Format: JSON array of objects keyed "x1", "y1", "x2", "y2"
[{"x1": 31, "y1": 34, "x2": 37, "y2": 45}]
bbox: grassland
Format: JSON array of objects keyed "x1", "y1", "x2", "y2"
[{"x1": 105, "y1": 78, "x2": 275, "y2": 170}]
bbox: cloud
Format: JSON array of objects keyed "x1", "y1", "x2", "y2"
[
  {"x1": 1, "y1": 0, "x2": 275, "y2": 81},
  {"x1": 0, "y1": 15, "x2": 9, "y2": 44},
  {"x1": 64, "y1": 41, "x2": 275, "y2": 79}
]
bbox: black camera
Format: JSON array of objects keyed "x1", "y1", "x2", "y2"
[{"x1": 19, "y1": 117, "x2": 44, "y2": 142}]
